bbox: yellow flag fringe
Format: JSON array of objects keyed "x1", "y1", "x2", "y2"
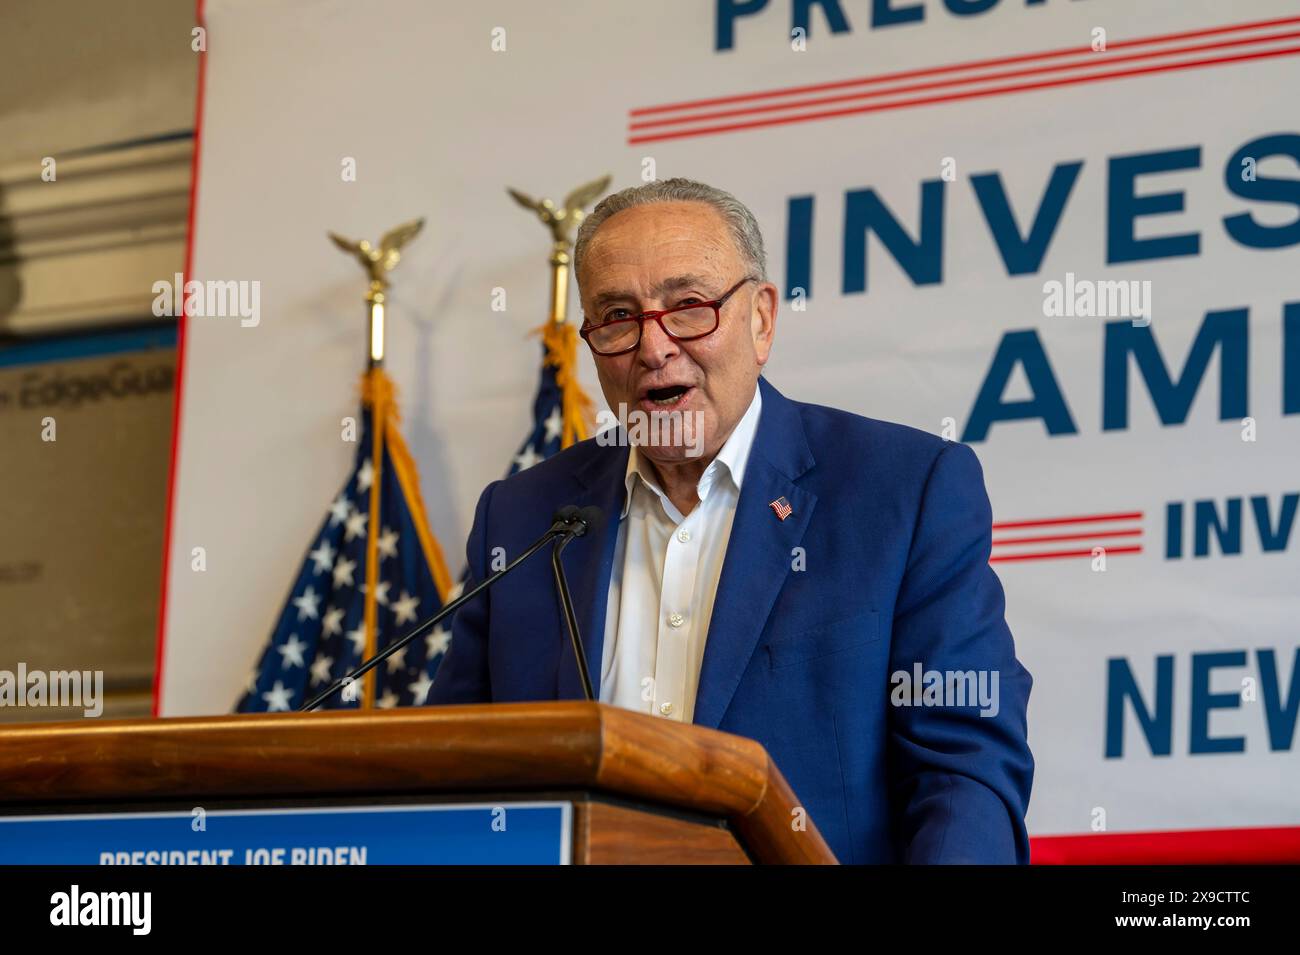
[
  {"x1": 535, "y1": 320, "x2": 595, "y2": 449},
  {"x1": 359, "y1": 368, "x2": 386, "y2": 708},
  {"x1": 357, "y1": 368, "x2": 456, "y2": 707}
]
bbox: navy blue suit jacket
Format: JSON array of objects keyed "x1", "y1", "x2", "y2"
[{"x1": 430, "y1": 377, "x2": 1034, "y2": 863}]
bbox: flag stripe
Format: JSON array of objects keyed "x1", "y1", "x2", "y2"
[
  {"x1": 385, "y1": 418, "x2": 453, "y2": 602},
  {"x1": 361, "y1": 369, "x2": 386, "y2": 708}
]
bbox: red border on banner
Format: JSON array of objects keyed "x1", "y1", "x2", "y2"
[
  {"x1": 1032, "y1": 826, "x2": 1300, "y2": 864},
  {"x1": 151, "y1": 3, "x2": 1296, "y2": 866},
  {"x1": 153, "y1": 0, "x2": 208, "y2": 717}
]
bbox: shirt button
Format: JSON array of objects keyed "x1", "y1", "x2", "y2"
[
  {"x1": 677, "y1": 528, "x2": 691, "y2": 543},
  {"x1": 668, "y1": 612, "x2": 684, "y2": 628},
  {"x1": 660, "y1": 702, "x2": 674, "y2": 716}
]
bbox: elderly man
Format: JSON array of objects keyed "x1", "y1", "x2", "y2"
[{"x1": 431, "y1": 178, "x2": 1034, "y2": 864}]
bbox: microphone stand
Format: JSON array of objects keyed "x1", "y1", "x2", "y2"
[
  {"x1": 552, "y1": 535, "x2": 594, "y2": 701},
  {"x1": 301, "y1": 515, "x2": 581, "y2": 711}
]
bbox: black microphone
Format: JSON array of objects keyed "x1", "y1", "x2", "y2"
[
  {"x1": 300, "y1": 504, "x2": 593, "y2": 711},
  {"x1": 572, "y1": 505, "x2": 603, "y2": 538},
  {"x1": 551, "y1": 504, "x2": 581, "y2": 531},
  {"x1": 550, "y1": 504, "x2": 603, "y2": 701}
]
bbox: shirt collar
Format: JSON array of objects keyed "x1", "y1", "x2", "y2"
[{"x1": 620, "y1": 384, "x2": 763, "y2": 520}]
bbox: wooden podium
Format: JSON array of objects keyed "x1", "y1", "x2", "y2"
[{"x1": 0, "y1": 701, "x2": 837, "y2": 865}]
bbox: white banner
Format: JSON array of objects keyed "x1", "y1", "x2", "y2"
[{"x1": 161, "y1": 0, "x2": 1300, "y2": 843}]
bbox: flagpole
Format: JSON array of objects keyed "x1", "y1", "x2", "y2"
[
  {"x1": 548, "y1": 238, "x2": 569, "y2": 328},
  {"x1": 328, "y1": 219, "x2": 424, "y2": 708},
  {"x1": 507, "y1": 177, "x2": 610, "y2": 447}
]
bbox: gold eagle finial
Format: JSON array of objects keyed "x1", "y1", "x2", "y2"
[
  {"x1": 328, "y1": 218, "x2": 425, "y2": 287},
  {"x1": 507, "y1": 175, "x2": 611, "y2": 247}
]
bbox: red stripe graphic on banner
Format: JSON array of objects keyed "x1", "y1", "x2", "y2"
[
  {"x1": 992, "y1": 511, "x2": 1143, "y2": 531},
  {"x1": 990, "y1": 545, "x2": 1142, "y2": 564},
  {"x1": 631, "y1": 14, "x2": 1300, "y2": 116},
  {"x1": 628, "y1": 17, "x2": 1300, "y2": 144},
  {"x1": 992, "y1": 528, "x2": 1143, "y2": 547},
  {"x1": 630, "y1": 28, "x2": 1300, "y2": 132},
  {"x1": 989, "y1": 511, "x2": 1143, "y2": 563}
]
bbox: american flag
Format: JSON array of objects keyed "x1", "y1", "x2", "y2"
[
  {"x1": 239, "y1": 321, "x2": 591, "y2": 713},
  {"x1": 443, "y1": 323, "x2": 592, "y2": 606},
  {"x1": 507, "y1": 345, "x2": 564, "y2": 473},
  {"x1": 769, "y1": 496, "x2": 793, "y2": 521},
  {"x1": 237, "y1": 370, "x2": 456, "y2": 713},
  {"x1": 506, "y1": 321, "x2": 592, "y2": 474}
]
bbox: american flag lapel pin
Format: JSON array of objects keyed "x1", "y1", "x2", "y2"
[{"x1": 769, "y1": 496, "x2": 793, "y2": 521}]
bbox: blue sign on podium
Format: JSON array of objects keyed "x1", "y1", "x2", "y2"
[{"x1": 0, "y1": 801, "x2": 572, "y2": 865}]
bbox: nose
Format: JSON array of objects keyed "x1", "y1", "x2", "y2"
[{"x1": 636, "y1": 315, "x2": 679, "y2": 368}]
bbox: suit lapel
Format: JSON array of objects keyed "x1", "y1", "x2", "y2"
[
  {"x1": 555, "y1": 439, "x2": 628, "y2": 701},
  {"x1": 693, "y1": 378, "x2": 817, "y2": 729}
]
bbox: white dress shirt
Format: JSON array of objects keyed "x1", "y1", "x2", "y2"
[{"x1": 599, "y1": 385, "x2": 763, "y2": 722}]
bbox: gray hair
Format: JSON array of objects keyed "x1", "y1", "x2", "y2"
[{"x1": 573, "y1": 178, "x2": 768, "y2": 292}]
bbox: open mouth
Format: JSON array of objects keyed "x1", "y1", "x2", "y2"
[{"x1": 640, "y1": 384, "x2": 693, "y2": 409}]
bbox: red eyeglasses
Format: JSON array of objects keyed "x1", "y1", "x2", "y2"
[{"x1": 579, "y1": 276, "x2": 757, "y2": 357}]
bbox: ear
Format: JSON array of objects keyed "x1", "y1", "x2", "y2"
[{"x1": 751, "y1": 282, "x2": 778, "y2": 367}]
